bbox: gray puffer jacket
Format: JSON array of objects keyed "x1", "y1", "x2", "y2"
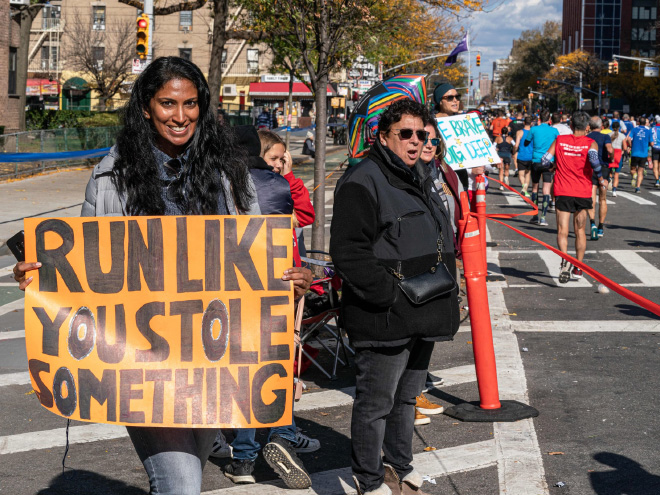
[{"x1": 81, "y1": 146, "x2": 261, "y2": 217}]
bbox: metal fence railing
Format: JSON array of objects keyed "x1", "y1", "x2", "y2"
[{"x1": 0, "y1": 126, "x2": 122, "y2": 180}]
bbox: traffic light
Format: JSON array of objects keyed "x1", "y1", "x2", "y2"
[
  {"x1": 608, "y1": 61, "x2": 614, "y2": 74},
  {"x1": 536, "y1": 79, "x2": 541, "y2": 86},
  {"x1": 613, "y1": 61, "x2": 619, "y2": 74},
  {"x1": 136, "y1": 14, "x2": 149, "y2": 60},
  {"x1": 601, "y1": 90, "x2": 606, "y2": 97},
  {"x1": 476, "y1": 54, "x2": 481, "y2": 67}
]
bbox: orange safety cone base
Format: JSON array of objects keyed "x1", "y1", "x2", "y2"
[{"x1": 444, "y1": 400, "x2": 539, "y2": 422}]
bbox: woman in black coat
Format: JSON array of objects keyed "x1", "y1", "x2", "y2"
[{"x1": 330, "y1": 99, "x2": 460, "y2": 495}]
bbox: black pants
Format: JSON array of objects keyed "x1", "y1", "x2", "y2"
[{"x1": 351, "y1": 339, "x2": 434, "y2": 492}]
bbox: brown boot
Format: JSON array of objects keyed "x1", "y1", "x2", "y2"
[
  {"x1": 353, "y1": 475, "x2": 393, "y2": 495},
  {"x1": 400, "y1": 469, "x2": 429, "y2": 495},
  {"x1": 383, "y1": 464, "x2": 402, "y2": 495}
]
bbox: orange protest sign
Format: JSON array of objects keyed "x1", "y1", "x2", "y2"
[{"x1": 24, "y1": 215, "x2": 294, "y2": 428}]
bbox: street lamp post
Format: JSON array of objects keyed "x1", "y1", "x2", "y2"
[{"x1": 554, "y1": 64, "x2": 583, "y2": 110}]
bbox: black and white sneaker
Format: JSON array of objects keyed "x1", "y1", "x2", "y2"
[
  {"x1": 293, "y1": 428, "x2": 321, "y2": 453},
  {"x1": 263, "y1": 434, "x2": 312, "y2": 489},
  {"x1": 558, "y1": 260, "x2": 571, "y2": 284},
  {"x1": 223, "y1": 459, "x2": 256, "y2": 484},
  {"x1": 209, "y1": 431, "x2": 233, "y2": 458},
  {"x1": 425, "y1": 372, "x2": 445, "y2": 390}
]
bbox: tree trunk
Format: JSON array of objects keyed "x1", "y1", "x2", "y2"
[
  {"x1": 285, "y1": 67, "x2": 294, "y2": 149},
  {"x1": 16, "y1": 8, "x2": 38, "y2": 131},
  {"x1": 208, "y1": 0, "x2": 229, "y2": 116},
  {"x1": 311, "y1": 71, "x2": 328, "y2": 252}
]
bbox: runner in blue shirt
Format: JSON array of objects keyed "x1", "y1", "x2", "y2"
[
  {"x1": 611, "y1": 111, "x2": 627, "y2": 135},
  {"x1": 524, "y1": 109, "x2": 559, "y2": 225},
  {"x1": 651, "y1": 116, "x2": 660, "y2": 188},
  {"x1": 627, "y1": 116, "x2": 653, "y2": 193},
  {"x1": 622, "y1": 114, "x2": 635, "y2": 135}
]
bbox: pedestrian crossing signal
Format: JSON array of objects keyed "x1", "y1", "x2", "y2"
[{"x1": 136, "y1": 14, "x2": 149, "y2": 60}]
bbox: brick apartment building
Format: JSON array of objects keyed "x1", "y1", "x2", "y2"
[
  {"x1": 0, "y1": 2, "x2": 22, "y2": 133},
  {"x1": 562, "y1": 0, "x2": 658, "y2": 59},
  {"x1": 20, "y1": 0, "x2": 328, "y2": 122}
]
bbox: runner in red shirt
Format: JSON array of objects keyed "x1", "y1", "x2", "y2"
[{"x1": 542, "y1": 112, "x2": 608, "y2": 283}]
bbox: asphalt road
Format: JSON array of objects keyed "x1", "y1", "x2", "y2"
[{"x1": 0, "y1": 163, "x2": 659, "y2": 494}]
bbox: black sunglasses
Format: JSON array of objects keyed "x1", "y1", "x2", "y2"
[
  {"x1": 425, "y1": 138, "x2": 441, "y2": 146},
  {"x1": 442, "y1": 94, "x2": 461, "y2": 101},
  {"x1": 391, "y1": 128, "x2": 429, "y2": 141}
]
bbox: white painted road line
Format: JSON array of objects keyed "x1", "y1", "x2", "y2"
[
  {"x1": 615, "y1": 190, "x2": 656, "y2": 205},
  {"x1": 0, "y1": 372, "x2": 30, "y2": 387},
  {"x1": 489, "y1": 286, "x2": 549, "y2": 494},
  {"x1": 0, "y1": 423, "x2": 128, "y2": 456},
  {"x1": 536, "y1": 250, "x2": 592, "y2": 287},
  {"x1": 0, "y1": 264, "x2": 15, "y2": 278},
  {"x1": 202, "y1": 440, "x2": 497, "y2": 495},
  {"x1": 0, "y1": 330, "x2": 25, "y2": 341},
  {"x1": 606, "y1": 250, "x2": 660, "y2": 287},
  {"x1": 510, "y1": 320, "x2": 660, "y2": 333},
  {"x1": 650, "y1": 191, "x2": 660, "y2": 199},
  {"x1": 501, "y1": 190, "x2": 528, "y2": 207},
  {"x1": 0, "y1": 298, "x2": 23, "y2": 318}
]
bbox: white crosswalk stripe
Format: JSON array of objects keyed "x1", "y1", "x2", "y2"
[
  {"x1": 536, "y1": 250, "x2": 592, "y2": 287},
  {"x1": 613, "y1": 190, "x2": 656, "y2": 205},
  {"x1": 498, "y1": 249, "x2": 660, "y2": 289}
]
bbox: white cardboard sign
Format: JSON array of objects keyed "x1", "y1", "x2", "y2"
[{"x1": 436, "y1": 115, "x2": 499, "y2": 170}]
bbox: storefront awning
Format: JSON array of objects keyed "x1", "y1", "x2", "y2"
[{"x1": 249, "y1": 82, "x2": 334, "y2": 97}]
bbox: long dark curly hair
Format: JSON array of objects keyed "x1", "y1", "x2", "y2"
[{"x1": 112, "y1": 56, "x2": 252, "y2": 215}]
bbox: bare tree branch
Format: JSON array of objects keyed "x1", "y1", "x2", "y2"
[
  {"x1": 118, "y1": 0, "x2": 208, "y2": 15},
  {"x1": 64, "y1": 13, "x2": 136, "y2": 110}
]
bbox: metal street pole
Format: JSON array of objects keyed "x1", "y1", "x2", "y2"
[
  {"x1": 579, "y1": 72, "x2": 582, "y2": 110},
  {"x1": 144, "y1": 0, "x2": 153, "y2": 64},
  {"x1": 598, "y1": 80, "x2": 602, "y2": 115},
  {"x1": 467, "y1": 31, "x2": 471, "y2": 109}
]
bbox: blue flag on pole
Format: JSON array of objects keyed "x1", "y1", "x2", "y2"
[{"x1": 445, "y1": 33, "x2": 469, "y2": 66}]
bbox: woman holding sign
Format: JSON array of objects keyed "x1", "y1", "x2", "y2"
[
  {"x1": 330, "y1": 99, "x2": 460, "y2": 495},
  {"x1": 13, "y1": 56, "x2": 312, "y2": 495}
]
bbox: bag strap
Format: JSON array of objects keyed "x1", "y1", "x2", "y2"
[{"x1": 294, "y1": 296, "x2": 305, "y2": 378}]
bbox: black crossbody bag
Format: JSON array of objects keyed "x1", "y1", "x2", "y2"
[{"x1": 391, "y1": 190, "x2": 457, "y2": 305}]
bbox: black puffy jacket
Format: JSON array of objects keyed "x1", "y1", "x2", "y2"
[
  {"x1": 330, "y1": 140, "x2": 460, "y2": 347},
  {"x1": 248, "y1": 157, "x2": 293, "y2": 215}
]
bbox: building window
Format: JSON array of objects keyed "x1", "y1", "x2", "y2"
[
  {"x1": 247, "y1": 49, "x2": 259, "y2": 73},
  {"x1": 93, "y1": 46, "x2": 105, "y2": 70},
  {"x1": 93, "y1": 6, "x2": 106, "y2": 30},
  {"x1": 8, "y1": 47, "x2": 17, "y2": 95},
  {"x1": 42, "y1": 5, "x2": 61, "y2": 30},
  {"x1": 179, "y1": 48, "x2": 192, "y2": 61},
  {"x1": 221, "y1": 49, "x2": 227, "y2": 69},
  {"x1": 40, "y1": 45, "x2": 59, "y2": 71},
  {"x1": 180, "y1": 11, "x2": 193, "y2": 30}
]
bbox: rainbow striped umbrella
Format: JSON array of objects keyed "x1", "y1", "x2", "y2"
[{"x1": 348, "y1": 74, "x2": 427, "y2": 159}]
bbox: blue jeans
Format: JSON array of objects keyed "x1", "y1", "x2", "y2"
[
  {"x1": 232, "y1": 410, "x2": 297, "y2": 461},
  {"x1": 127, "y1": 426, "x2": 218, "y2": 495},
  {"x1": 351, "y1": 339, "x2": 433, "y2": 493}
]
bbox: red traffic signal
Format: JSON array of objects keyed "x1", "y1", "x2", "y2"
[
  {"x1": 601, "y1": 90, "x2": 606, "y2": 96},
  {"x1": 476, "y1": 54, "x2": 481, "y2": 67},
  {"x1": 136, "y1": 14, "x2": 150, "y2": 59},
  {"x1": 536, "y1": 79, "x2": 541, "y2": 85}
]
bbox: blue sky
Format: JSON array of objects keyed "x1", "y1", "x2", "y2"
[{"x1": 461, "y1": 0, "x2": 563, "y2": 82}]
